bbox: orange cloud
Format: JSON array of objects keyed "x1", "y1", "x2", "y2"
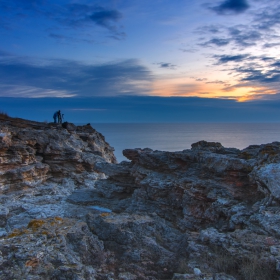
[
  {"x1": 151, "y1": 77, "x2": 219, "y2": 97},
  {"x1": 237, "y1": 87, "x2": 278, "y2": 102},
  {"x1": 150, "y1": 76, "x2": 278, "y2": 102}
]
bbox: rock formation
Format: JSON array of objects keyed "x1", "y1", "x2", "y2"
[{"x1": 0, "y1": 116, "x2": 280, "y2": 279}]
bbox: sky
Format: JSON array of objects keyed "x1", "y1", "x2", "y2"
[{"x1": 0, "y1": 0, "x2": 280, "y2": 122}]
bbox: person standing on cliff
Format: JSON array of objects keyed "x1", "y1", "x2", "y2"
[
  {"x1": 53, "y1": 110, "x2": 61, "y2": 123},
  {"x1": 58, "y1": 110, "x2": 62, "y2": 123}
]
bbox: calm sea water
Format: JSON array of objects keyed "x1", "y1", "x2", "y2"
[{"x1": 86, "y1": 123, "x2": 280, "y2": 162}]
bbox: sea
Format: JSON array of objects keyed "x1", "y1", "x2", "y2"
[{"x1": 85, "y1": 123, "x2": 280, "y2": 162}]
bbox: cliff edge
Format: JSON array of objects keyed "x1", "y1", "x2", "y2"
[{"x1": 0, "y1": 116, "x2": 280, "y2": 280}]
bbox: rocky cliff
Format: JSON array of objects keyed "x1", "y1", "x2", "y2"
[{"x1": 0, "y1": 116, "x2": 280, "y2": 280}]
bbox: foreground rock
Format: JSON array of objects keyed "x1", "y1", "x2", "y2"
[
  {"x1": 0, "y1": 116, "x2": 116, "y2": 231},
  {"x1": 1, "y1": 116, "x2": 280, "y2": 279}
]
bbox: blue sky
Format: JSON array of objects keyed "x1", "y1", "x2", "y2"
[{"x1": 0, "y1": 0, "x2": 280, "y2": 122}]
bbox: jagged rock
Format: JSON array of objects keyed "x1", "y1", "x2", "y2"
[
  {"x1": 0, "y1": 217, "x2": 104, "y2": 279},
  {"x1": 0, "y1": 162, "x2": 49, "y2": 194},
  {"x1": 0, "y1": 116, "x2": 116, "y2": 191},
  {"x1": 0, "y1": 206, "x2": 8, "y2": 227},
  {"x1": 1, "y1": 116, "x2": 280, "y2": 279},
  {"x1": 191, "y1": 140, "x2": 225, "y2": 152},
  {"x1": 86, "y1": 212, "x2": 185, "y2": 279},
  {"x1": 250, "y1": 163, "x2": 280, "y2": 199},
  {"x1": 62, "y1": 121, "x2": 76, "y2": 131},
  {"x1": 0, "y1": 132, "x2": 12, "y2": 150}
]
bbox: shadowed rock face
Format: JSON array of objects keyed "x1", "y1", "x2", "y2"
[
  {"x1": 0, "y1": 117, "x2": 116, "y2": 194},
  {"x1": 1, "y1": 118, "x2": 280, "y2": 280}
]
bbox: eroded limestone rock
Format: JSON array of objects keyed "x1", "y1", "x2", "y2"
[{"x1": 1, "y1": 116, "x2": 280, "y2": 279}]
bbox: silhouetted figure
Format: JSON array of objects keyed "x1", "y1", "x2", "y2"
[
  {"x1": 53, "y1": 111, "x2": 58, "y2": 123},
  {"x1": 58, "y1": 110, "x2": 62, "y2": 123},
  {"x1": 53, "y1": 110, "x2": 61, "y2": 123}
]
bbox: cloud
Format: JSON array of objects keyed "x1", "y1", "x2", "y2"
[
  {"x1": 195, "y1": 24, "x2": 222, "y2": 34},
  {"x1": 0, "y1": 54, "x2": 153, "y2": 98},
  {"x1": 58, "y1": 4, "x2": 126, "y2": 39},
  {"x1": 271, "y1": 61, "x2": 280, "y2": 67},
  {"x1": 199, "y1": 3, "x2": 280, "y2": 51},
  {"x1": 89, "y1": 9, "x2": 122, "y2": 29},
  {"x1": 210, "y1": 0, "x2": 250, "y2": 15},
  {"x1": 194, "y1": 1, "x2": 279, "y2": 100},
  {"x1": 209, "y1": 52, "x2": 280, "y2": 97},
  {"x1": 179, "y1": 48, "x2": 197, "y2": 53},
  {"x1": 199, "y1": 37, "x2": 230, "y2": 47},
  {"x1": 254, "y1": 4, "x2": 280, "y2": 30},
  {"x1": 263, "y1": 42, "x2": 280, "y2": 48},
  {"x1": 199, "y1": 27, "x2": 262, "y2": 48},
  {"x1": 206, "y1": 80, "x2": 228, "y2": 85},
  {"x1": 228, "y1": 27, "x2": 261, "y2": 47},
  {"x1": 259, "y1": 56, "x2": 275, "y2": 61},
  {"x1": 0, "y1": 84, "x2": 75, "y2": 98},
  {"x1": 191, "y1": 77, "x2": 208, "y2": 82},
  {"x1": 0, "y1": 1, "x2": 125, "y2": 41},
  {"x1": 155, "y1": 62, "x2": 177, "y2": 69},
  {"x1": 238, "y1": 66, "x2": 280, "y2": 84},
  {"x1": 213, "y1": 54, "x2": 249, "y2": 64}
]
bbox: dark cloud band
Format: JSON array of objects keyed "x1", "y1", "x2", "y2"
[
  {"x1": 211, "y1": 0, "x2": 250, "y2": 15},
  {"x1": 0, "y1": 55, "x2": 153, "y2": 98}
]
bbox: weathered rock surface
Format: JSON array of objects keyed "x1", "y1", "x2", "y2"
[
  {"x1": 0, "y1": 217, "x2": 104, "y2": 279},
  {"x1": 1, "y1": 116, "x2": 280, "y2": 279},
  {"x1": 0, "y1": 117, "x2": 116, "y2": 192}
]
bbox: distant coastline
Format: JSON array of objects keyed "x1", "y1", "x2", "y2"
[{"x1": 76, "y1": 122, "x2": 280, "y2": 162}]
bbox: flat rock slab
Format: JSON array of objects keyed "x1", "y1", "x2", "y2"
[
  {"x1": 66, "y1": 189, "x2": 119, "y2": 210},
  {"x1": 67, "y1": 189, "x2": 102, "y2": 205}
]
